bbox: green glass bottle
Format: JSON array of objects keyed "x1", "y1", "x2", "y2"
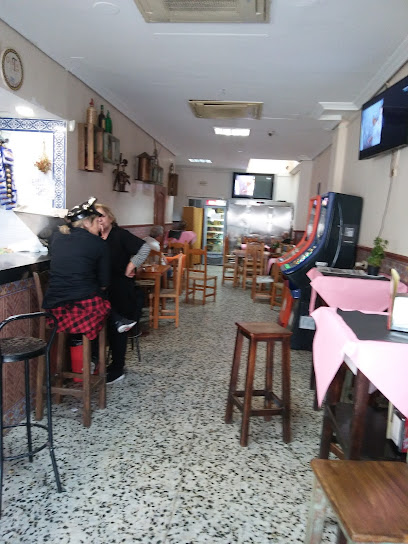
[{"x1": 105, "y1": 110, "x2": 112, "y2": 134}]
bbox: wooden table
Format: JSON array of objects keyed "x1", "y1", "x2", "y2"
[{"x1": 136, "y1": 264, "x2": 170, "y2": 329}]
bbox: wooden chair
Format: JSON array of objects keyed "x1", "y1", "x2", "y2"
[
  {"x1": 222, "y1": 235, "x2": 237, "y2": 284},
  {"x1": 167, "y1": 241, "x2": 188, "y2": 255},
  {"x1": 185, "y1": 248, "x2": 217, "y2": 305},
  {"x1": 241, "y1": 242, "x2": 264, "y2": 290},
  {"x1": 251, "y1": 247, "x2": 274, "y2": 302},
  {"x1": 33, "y1": 271, "x2": 107, "y2": 428},
  {"x1": 270, "y1": 263, "x2": 284, "y2": 308},
  {"x1": 305, "y1": 458, "x2": 408, "y2": 544},
  {"x1": 149, "y1": 253, "x2": 184, "y2": 327}
]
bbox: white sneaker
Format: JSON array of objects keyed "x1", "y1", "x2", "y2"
[{"x1": 115, "y1": 318, "x2": 137, "y2": 333}]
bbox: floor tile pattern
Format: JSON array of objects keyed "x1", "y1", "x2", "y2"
[{"x1": 0, "y1": 266, "x2": 337, "y2": 543}]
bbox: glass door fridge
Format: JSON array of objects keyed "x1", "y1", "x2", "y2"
[{"x1": 203, "y1": 199, "x2": 227, "y2": 264}]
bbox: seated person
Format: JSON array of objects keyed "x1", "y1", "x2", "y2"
[
  {"x1": 145, "y1": 225, "x2": 167, "y2": 265},
  {"x1": 42, "y1": 197, "x2": 111, "y2": 343},
  {"x1": 165, "y1": 220, "x2": 197, "y2": 247},
  {"x1": 144, "y1": 225, "x2": 163, "y2": 252},
  {"x1": 281, "y1": 231, "x2": 292, "y2": 244}
]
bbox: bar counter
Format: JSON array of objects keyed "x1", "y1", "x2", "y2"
[
  {"x1": 0, "y1": 252, "x2": 51, "y2": 425},
  {"x1": 0, "y1": 251, "x2": 50, "y2": 284}
]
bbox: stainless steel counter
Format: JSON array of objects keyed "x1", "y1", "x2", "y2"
[{"x1": 0, "y1": 252, "x2": 50, "y2": 284}]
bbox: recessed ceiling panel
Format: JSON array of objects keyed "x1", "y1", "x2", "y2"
[
  {"x1": 189, "y1": 100, "x2": 263, "y2": 120},
  {"x1": 133, "y1": 0, "x2": 270, "y2": 23}
]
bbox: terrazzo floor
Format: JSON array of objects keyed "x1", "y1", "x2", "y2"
[{"x1": 0, "y1": 266, "x2": 337, "y2": 543}]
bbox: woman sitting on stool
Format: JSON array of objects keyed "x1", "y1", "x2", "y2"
[{"x1": 42, "y1": 197, "x2": 111, "y2": 357}]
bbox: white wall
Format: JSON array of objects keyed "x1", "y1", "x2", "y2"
[
  {"x1": 341, "y1": 111, "x2": 408, "y2": 254},
  {"x1": 174, "y1": 167, "x2": 299, "y2": 221},
  {"x1": 0, "y1": 20, "x2": 175, "y2": 226},
  {"x1": 311, "y1": 146, "x2": 331, "y2": 197}
]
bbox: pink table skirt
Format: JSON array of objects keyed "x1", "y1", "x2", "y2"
[
  {"x1": 312, "y1": 306, "x2": 408, "y2": 418},
  {"x1": 307, "y1": 269, "x2": 407, "y2": 313}
]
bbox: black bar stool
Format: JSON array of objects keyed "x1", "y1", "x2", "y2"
[{"x1": 0, "y1": 312, "x2": 62, "y2": 516}]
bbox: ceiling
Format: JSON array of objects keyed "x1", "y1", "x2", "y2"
[{"x1": 1, "y1": 0, "x2": 408, "y2": 172}]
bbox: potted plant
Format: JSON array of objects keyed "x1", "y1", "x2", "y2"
[{"x1": 367, "y1": 236, "x2": 388, "y2": 275}]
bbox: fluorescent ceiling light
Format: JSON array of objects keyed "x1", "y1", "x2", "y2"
[
  {"x1": 214, "y1": 127, "x2": 250, "y2": 137},
  {"x1": 188, "y1": 158, "x2": 212, "y2": 163},
  {"x1": 247, "y1": 158, "x2": 299, "y2": 175},
  {"x1": 15, "y1": 105, "x2": 34, "y2": 117}
]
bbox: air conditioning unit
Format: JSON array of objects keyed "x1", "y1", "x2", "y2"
[
  {"x1": 189, "y1": 100, "x2": 263, "y2": 120},
  {"x1": 133, "y1": 0, "x2": 270, "y2": 23}
]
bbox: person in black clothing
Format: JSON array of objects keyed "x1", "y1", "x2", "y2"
[
  {"x1": 96, "y1": 203, "x2": 150, "y2": 384},
  {"x1": 42, "y1": 197, "x2": 111, "y2": 343}
]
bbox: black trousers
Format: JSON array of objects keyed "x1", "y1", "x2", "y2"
[{"x1": 107, "y1": 277, "x2": 144, "y2": 372}]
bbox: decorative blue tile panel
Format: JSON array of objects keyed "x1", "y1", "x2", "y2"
[{"x1": 0, "y1": 118, "x2": 66, "y2": 207}]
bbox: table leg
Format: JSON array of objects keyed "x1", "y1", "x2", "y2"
[
  {"x1": 153, "y1": 275, "x2": 160, "y2": 329},
  {"x1": 233, "y1": 256, "x2": 239, "y2": 287}
]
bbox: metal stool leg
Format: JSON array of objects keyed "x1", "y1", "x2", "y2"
[
  {"x1": 45, "y1": 350, "x2": 62, "y2": 493},
  {"x1": 24, "y1": 359, "x2": 34, "y2": 463}
]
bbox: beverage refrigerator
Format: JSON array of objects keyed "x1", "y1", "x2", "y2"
[{"x1": 202, "y1": 199, "x2": 227, "y2": 264}]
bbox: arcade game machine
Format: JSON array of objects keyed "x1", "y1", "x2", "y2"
[
  {"x1": 277, "y1": 196, "x2": 321, "y2": 265},
  {"x1": 281, "y1": 192, "x2": 363, "y2": 349}
]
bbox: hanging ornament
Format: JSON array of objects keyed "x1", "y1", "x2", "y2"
[{"x1": 34, "y1": 141, "x2": 52, "y2": 174}]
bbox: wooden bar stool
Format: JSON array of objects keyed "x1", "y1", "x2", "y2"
[
  {"x1": 305, "y1": 459, "x2": 408, "y2": 544},
  {"x1": 33, "y1": 271, "x2": 107, "y2": 428},
  {"x1": 225, "y1": 321, "x2": 292, "y2": 446}
]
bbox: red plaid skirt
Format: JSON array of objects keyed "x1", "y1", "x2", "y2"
[{"x1": 47, "y1": 296, "x2": 111, "y2": 340}]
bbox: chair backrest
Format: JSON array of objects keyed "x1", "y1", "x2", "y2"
[
  {"x1": 173, "y1": 253, "x2": 185, "y2": 295},
  {"x1": 32, "y1": 270, "x2": 50, "y2": 340},
  {"x1": 186, "y1": 247, "x2": 208, "y2": 274},
  {"x1": 224, "y1": 235, "x2": 230, "y2": 256},
  {"x1": 245, "y1": 242, "x2": 265, "y2": 274},
  {"x1": 272, "y1": 262, "x2": 283, "y2": 283},
  {"x1": 33, "y1": 270, "x2": 50, "y2": 310},
  {"x1": 168, "y1": 241, "x2": 188, "y2": 255}
]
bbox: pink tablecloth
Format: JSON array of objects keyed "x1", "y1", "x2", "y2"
[
  {"x1": 307, "y1": 270, "x2": 407, "y2": 313},
  {"x1": 312, "y1": 306, "x2": 408, "y2": 418}
]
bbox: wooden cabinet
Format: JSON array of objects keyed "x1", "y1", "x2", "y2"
[{"x1": 78, "y1": 123, "x2": 103, "y2": 172}]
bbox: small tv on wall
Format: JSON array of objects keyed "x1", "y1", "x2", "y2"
[
  {"x1": 232, "y1": 172, "x2": 274, "y2": 199},
  {"x1": 359, "y1": 74, "x2": 408, "y2": 160}
]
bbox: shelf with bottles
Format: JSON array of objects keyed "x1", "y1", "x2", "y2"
[{"x1": 78, "y1": 123, "x2": 103, "y2": 172}]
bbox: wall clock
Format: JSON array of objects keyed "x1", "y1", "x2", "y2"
[{"x1": 1, "y1": 48, "x2": 23, "y2": 91}]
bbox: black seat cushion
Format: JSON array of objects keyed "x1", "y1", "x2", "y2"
[{"x1": 0, "y1": 337, "x2": 47, "y2": 362}]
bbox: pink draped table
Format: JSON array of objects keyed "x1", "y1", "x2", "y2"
[
  {"x1": 312, "y1": 306, "x2": 408, "y2": 419},
  {"x1": 307, "y1": 268, "x2": 408, "y2": 313}
]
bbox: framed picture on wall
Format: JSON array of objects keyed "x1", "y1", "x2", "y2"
[{"x1": 103, "y1": 133, "x2": 120, "y2": 164}]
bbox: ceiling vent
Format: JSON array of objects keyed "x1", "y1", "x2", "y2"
[
  {"x1": 133, "y1": 0, "x2": 270, "y2": 23},
  {"x1": 189, "y1": 100, "x2": 263, "y2": 120}
]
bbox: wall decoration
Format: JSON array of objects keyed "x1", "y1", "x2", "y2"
[
  {"x1": 0, "y1": 118, "x2": 66, "y2": 208},
  {"x1": 34, "y1": 141, "x2": 52, "y2": 173},
  {"x1": 1, "y1": 48, "x2": 23, "y2": 91},
  {"x1": 113, "y1": 154, "x2": 130, "y2": 192}
]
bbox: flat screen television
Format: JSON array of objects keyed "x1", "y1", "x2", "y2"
[
  {"x1": 232, "y1": 172, "x2": 274, "y2": 199},
  {"x1": 359, "y1": 74, "x2": 408, "y2": 160}
]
